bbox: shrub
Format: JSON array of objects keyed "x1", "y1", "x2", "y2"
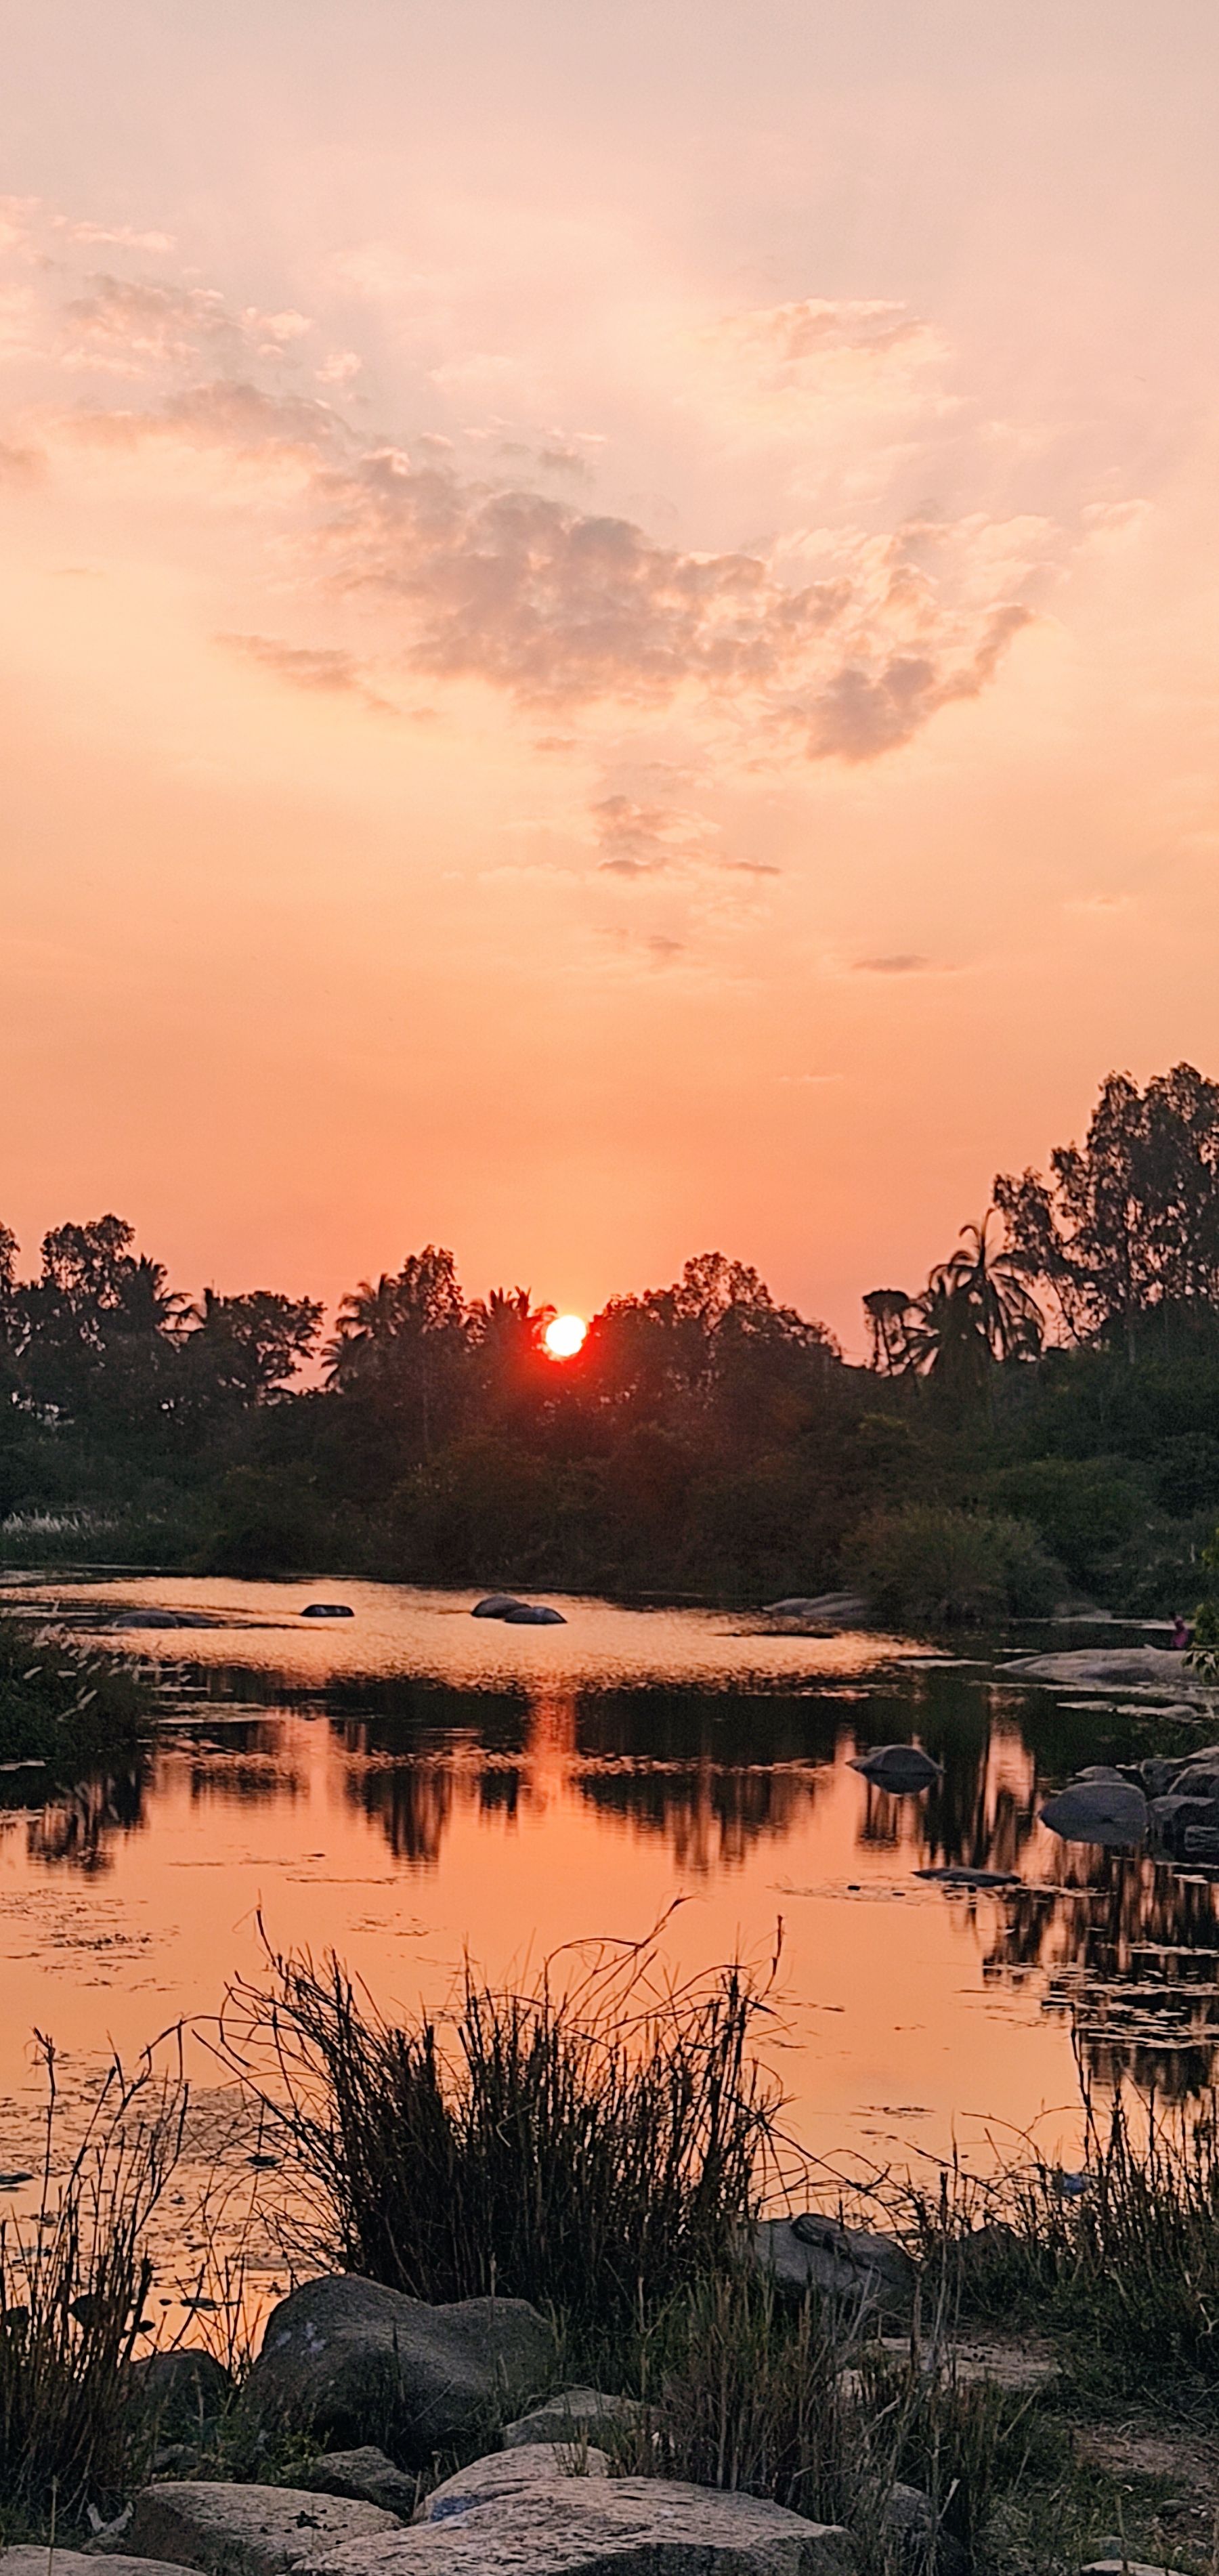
[
  {"x1": 223, "y1": 1931, "x2": 784, "y2": 2355},
  {"x1": 0, "y1": 1612, "x2": 150, "y2": 1776},
  {"x1": 853, "y1": 1505, "x2": 1058, "y2": 1628},
  {"x1": 983, "y1": 1457, "x2": 1144, "y2": 1591}
]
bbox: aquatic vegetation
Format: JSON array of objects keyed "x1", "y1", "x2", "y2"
[{"x1": 0, "y1": 1610, "x2": 152, "y2": 1775}]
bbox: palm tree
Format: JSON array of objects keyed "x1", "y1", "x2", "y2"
[{"x1": 900, "y1": 1216, "x2": 1043, "y2": 1401}]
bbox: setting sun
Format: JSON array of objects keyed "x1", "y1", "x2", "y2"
[{"x1": 544, "y1": 1313, "x2": 587, "y2": 1360}]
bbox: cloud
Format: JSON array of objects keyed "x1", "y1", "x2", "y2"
[
  {"x1": 7, "y1": 215, "x2": 1047, "y2": 769},
  {"x1": 591, "y1": 794, "x2": 722, "y2": 876},
  {"x1": 0, "y1": 435, "x2": 43, "y2": 481},
  {"x1": 58, "y1": 221, "x2": 176, "y2": 253},
  {"x1": 60, "y1": 274, "x2": 312, "y2": 374},
  {"x1": 852, "y1": 953, "x2": 933, "y2": 975},
  {"x1": 216, "y1": 631, "x2": 393, "y2": 712}
]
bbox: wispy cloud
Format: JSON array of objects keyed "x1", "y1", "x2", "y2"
[
  {"x1": 852, "y1": 953, "x2": 934, "y2": 975},
  {"x1": 215, "y1": 631, "x2": 394, "y2": 712}
]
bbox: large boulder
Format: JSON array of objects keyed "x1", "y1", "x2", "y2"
[
  {"x1": 1002, "y1": 1647, "x2": 1207, "y2": 1694},
  {"x1": 505, "y1": 2388, "x2": 643, "y2": 2449},
  {"x1": 241, "y1": 2274, "x2": 555, "y2": 2464},
  {"x1": 751, "y1": 2214, "x2": 916, "y2": 2316},
  {"x1": 1039, "y1": 1779, "x2": 1148, "y2": 1846},
  {"x1": 313, "y1": 2476, "x2": 855, "y2": 2572},
  {"x1": 126, "y1": 2486, "x2": 400, "y2": 2576}
]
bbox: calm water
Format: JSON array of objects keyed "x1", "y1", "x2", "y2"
[{"x1": 2, "y1": 1574, "x2": 1216, "y2": 2317}]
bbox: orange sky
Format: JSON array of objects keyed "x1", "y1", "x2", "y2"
[{"x1": 3, "y1": 3, "x2": 1218, "y2": 1354}]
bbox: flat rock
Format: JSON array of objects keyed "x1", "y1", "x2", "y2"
[
  {"x1": 242, "y1": 2273, "x2": 555, "y2": 2463},
  {"x1": 1003, "y1": 1647, "x2": 1208, "y2": 1694},
  {"x1": 1, "y1": 2558, "x2": 192, "y2": 2576},
  {"x1": 761, "y1": 1594, "x2": 868, "y2": 1627},
  {"x1": 127, "y1": 2487, "x2": 400, "y2": 2576},
  {"x1": 305, "y1": 2449, "x2": 418, "y2": 2518},
  {"x1": 505, "y1": 2390, "x2": 644, "y2": 2449},
  {"x1": 314, "y1": 2478, "x2": 855, "y2": 2572},
  {"x1": 752, "y1": 2215, "x2": 915, "y2": 2315},
  {"x1": 424, "y1": 2447, "x2": 610, "y2": 2520},
  {"x1": 1082, "y1": 2564, "x2": 1189, "y2": 2575},
  {"x1": 1040, "y1": 1780, "x2": 1148, "y2": 1846}
]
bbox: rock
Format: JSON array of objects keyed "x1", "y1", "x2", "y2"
[
  {"x1": 423, "y1": 2446, "x2": 610, "y2": 2520},
  {"x1": 762, "y1": 1593, "x2": 869, "y2": 1627},
  {"x1": 505, "y1": 2388, "x2": 644, "y2": 2448},
  {"x1": 1039, "y1": 1780, "x2": 1148, "y2": 1846},
  {"x1": 305, "y1": 2451, "x2": 418, "y2": 2518},
  {"x1": 1182, "y1": 1824, "x2": 1219, "y2": 1860},
  {"x1": 1, "y1": 2558, "x2": 192, "y2": 2576},
  {"x1": 127, "y1": 2348, "x2": 235, "y2": 2432},
  {"x1": 1140, "y1": 1757, "x2": 1186, "y2": 1797},
  {"x1": 242, "y1": 2274, "x2": 555, "y2": 2463},
  {"x1": 1082, "y1": 2564, "x2": 1189, "y2": 2576},
  {"x1": 471, "y1": 1597, "x2": 524, "y2": 1619},
  {"x1": 884, "y1": 2483, "x2": 968, "y2": 2576},
  {"x1": 312, "y1": 2478, "x2": 855, "y2": 2572},
  {"x1": 752, "y1": 2214, "x2": 916, "y2": 2315},
  {"x1": 110, "y1": 1610, "x2": 221, "y2": 1630},
  {"x1": 849, "y1": 1746, "x2": 942, "y2": 1793},
  {"x1": 914, "y1": 1867, "x2": 1020, "y2": 1888},
  {"x1": 501, "y1": 1604, "x2": 565, "y2": 1625},
  {"x1": 1072, "y1": 1765, "x2": 1132, "y2": 1784},
  {"x1": 1002, "y1": 1647, "x2": 1208, "y2": 1694},
  {"x1": 301, "y1": 1605, "x2": 354, "y2": 1619},
  {"x1": 126, "y1": 2487, "x2": 400, "y2": 2576}
]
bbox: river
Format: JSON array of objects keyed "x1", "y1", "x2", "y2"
[{"x1": 1, "y1": 1573, "x2": 1214, "y2": 2327}]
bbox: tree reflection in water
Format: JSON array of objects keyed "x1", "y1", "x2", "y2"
[{"x1": 26, "y1": 1760, "x2": 148, "y2": 1873}]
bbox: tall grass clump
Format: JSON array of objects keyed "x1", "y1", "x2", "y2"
[
  {"x1": 223, "y1": 1928, "x2": 786, "y2": 2353},
  {"x1": 901, "y1": 2090, "x2": 1219, "y2": 2399},
  {"x1": 0, "y1": 1610, "x2": 151, "y2": 1777},
  {"x1": 0, "y1": 2041, "x2": 186, "y2": 2534}
]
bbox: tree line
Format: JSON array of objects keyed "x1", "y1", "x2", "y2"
[{"x1": 3, "y1": 1063, "x2": 1219, "y2": 1614}]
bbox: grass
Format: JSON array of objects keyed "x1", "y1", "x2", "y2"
[
  {"x1": 0, "y1": 2040, "x2": 186, "y2": 2537},
  {"x1": 0, "y1": 1608, "x2": 152, "y2": 1780},
  {"x1": 898, "y1": 2089, "x2": 1219, "y2": 2403},
  {"x1": 221, "y1": 1922, "x2": 787, "y2": 2359}
]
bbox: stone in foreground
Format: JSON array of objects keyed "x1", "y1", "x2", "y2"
[
  {"x1": 1, "y1": 2557, "x2": 192, "y2": 2576},
  {"x1": 305, "y1": 2449, "x2": 419, "y2": 2518},
  {"x1": 849, "y1": 1746, "x2": 942, "y2": 1793},
  {"x1": 1082, "y1": 2563, "x2": 1189, "y2": 2575},
  {"x1": 315, "y1": 2477, "x2": 855, "y2": 2573},
  {"x1": 505, "y1": 2388, "x2": 644, "y2": 2448},
  {"x1": 752, "y1": 2214, "x2": 916, "y2": 2315},
  {"x1": 127, "y1": 2347, "x2": 235, "y2": 2432},
  {"x1": 423, "y1": 2445, "x2": 610, "y2": 2518},
  {"x1": 127, "y1": 2483, "x2": 402, "y2": 2576},
  {"x1": 241, "y1": 2273, "x2": 555, "y2": 2461}
]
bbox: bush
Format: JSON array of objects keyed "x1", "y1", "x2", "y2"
[
  {"x1": 983, "y1": 1457, "x2": 1145, "y2": 1591},
  {"x1": 854, "y1": 1505, "x2": 1058, "y2": 1628},
  {"x1": 223, "y1": 1933, "x2": 784, "y2": 2356}
]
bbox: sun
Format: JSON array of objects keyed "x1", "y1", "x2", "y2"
[{"x1": 544, "y1": 1312, "x2": 587, "y2": 1360}]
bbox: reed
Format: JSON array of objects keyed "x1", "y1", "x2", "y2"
[
  {"x1": 0, "y1": 2040, "x2": 186, "y2": 2533},
  {"x1": 223, "y1": 1925, "x2": 786, "y2": 2349}
]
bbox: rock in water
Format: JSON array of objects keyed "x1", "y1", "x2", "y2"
[
  {"x1": 471, "y1": 1596, "x2": 524, "y2": 1618},
  {"x1": 309, "y1": 2476, "x2": 854, "y2": 2571},
  {"x1": 241, "y1": 2273, "x2": 555, "y2": 2463},
  {"x1": 849, "y1": 1745, "x2": 942, "y2": 1793},
  {"x1": 1039, "y1": 1779, "x2": 1148, "y2": 1846},
  {"x1": 301, "y1": 1604, "x2": 354, "y2": 1618},
  {"x1": 127, "y1": 2486, "x2": 400, "y2": 2576},
  {"x1": 0, "y1": 2558, "x2": 192, "y2": 2576},
  {"x1": 502, "y1": 1603, "x2": 566, "y2": 1625}
]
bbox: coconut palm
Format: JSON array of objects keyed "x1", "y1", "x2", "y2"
[{"x1": 900, "y1": 1215, "x2": 1043, "y2": 1399}]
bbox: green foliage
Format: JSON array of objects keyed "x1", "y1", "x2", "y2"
[
  {"x1": 982, "y1": 1457, "x2": 1145, "y2": 1589},
  {"x1": 854, "y1": 1505, "x2": 1058, "y2": 1627}
]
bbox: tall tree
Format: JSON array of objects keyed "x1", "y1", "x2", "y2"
[
  {"x1": 995, "y1": 1064, "x2": 1219, "y2": 1354},
  {"x1": 326, "y1": 1246, "x2": 468, "y2": 1454}
]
